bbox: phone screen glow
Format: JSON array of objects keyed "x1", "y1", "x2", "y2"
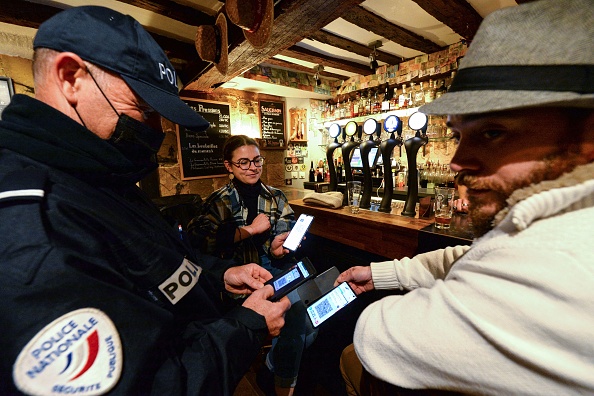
[
  {"x1": 283, "y1": 214, "x2": 313, "y2": 251},
  {"x1": 307, "y1": 283, "x2": 356, "y2": 327}
]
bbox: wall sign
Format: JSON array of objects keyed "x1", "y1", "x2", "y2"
[
  {"x1": 177, "y1": 98, "x2": 231, "y2": 180},
  {"x1": 259, "y1": 99, "x2": 286, "y2": 149}
]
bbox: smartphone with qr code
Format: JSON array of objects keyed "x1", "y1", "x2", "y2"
[
  {"x1": 265, "y1": 257, "x2": 316, "y2": 301},
  {"x1": 306, "y1": 282, "x2": 357, "y2": 327},
  {"x1": 282, "y1": 214, "x2": 314, "y2": 252}
]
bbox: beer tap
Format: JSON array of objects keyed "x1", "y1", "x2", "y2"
[
  {"x1": 359, "y1": 118, "x2": 381, "y2": 210},
  {"x1": 401, "y1": 112, "x2": 429, "y2": 217},
  {"x1": 326, "y1": 123, "x2": 342, "y2": 191},
  {"x1": 341, "y1": 121, "x2": 360, "y2": 184},
  {"x1": 379, "y1": 115, "x2": 403, "y2": 213}
]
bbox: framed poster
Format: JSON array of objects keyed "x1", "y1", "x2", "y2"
[
  {"x1": 0, "y1": 77, "x2": 15, "y2": 119},
  {"x1": 259, "y1": 99, "x2": 286, "y2": 149},
  {"x1": 177, "y1": 98, "x2": 231, "y2": 180}
]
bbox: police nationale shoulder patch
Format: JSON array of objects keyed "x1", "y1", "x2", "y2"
[{"x1": 13, "y1": 308, "x2": 123, "y2": 396}]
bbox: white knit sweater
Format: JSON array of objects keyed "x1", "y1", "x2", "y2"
[{"x1": 355, "y1": 162, "x2": 594, "y2": 395}]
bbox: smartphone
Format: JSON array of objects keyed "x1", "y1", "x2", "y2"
[
  {"x1": 282, "y1": 214, "x2": 314, "y2": 252},
  {"x1": 306, "y1": 282, "x2": 357, "y2": 328},
  {"x1": 265, "y1": 257, "x2": 317, "y2": 301}
]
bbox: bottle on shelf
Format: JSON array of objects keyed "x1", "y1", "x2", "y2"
[
  {"x1": 309, "y1": 161, "x2": 315, "y2": 182},
  {"x1": 409, "y1": 82, "x2": 416, "y2": 107},
  {"x1": 424, "y1": 80, "x2": 435, "y2": 104},
  {"x1": 413, "y1": 82, "x2": 425, "y2": 107},
  {"x1": 316, "y1": 159, "x2": 325, "y2": 182},
  {"x1": 419, "y1": 165, "x2": 428, "y2": 188},
  {"x1": 353, "y1": 92, "x2": 361, "y2": 117},
  {"x1": 381, "y1": 83, "x2": 391, "y2": 113},
  {"x1": 336, "y1": 157, "x2": 343, "y2": 183},
  {"x1": 447, "y1": 71, "x2": 456, "y2": 91},
  {"x1": 364, "y1": 89, "x2": 372, "y2": 116},
  {"x1": 346, "y1": 96, "x2": 354, "y2": 118},
  {"x1": 435, "y1": 80, "x2": 447, "y2": 99},
  {"x1": 390, "y1": 87, "x2": 400, "y2": 111},
  {"x1": 398, "y1": 84, "x2": 409, "y2": 109},
  {"x1": 372, "y1": 89, "x2": 381, "y2": 114}
]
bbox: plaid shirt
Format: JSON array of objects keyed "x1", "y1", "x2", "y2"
[{"x1": 189, "y1": 182, "x2": 295, "y2": 265}]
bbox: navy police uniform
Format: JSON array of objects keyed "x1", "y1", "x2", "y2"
[{"x1": 0, "y1": 95, "x2": 268, "y2": 395}]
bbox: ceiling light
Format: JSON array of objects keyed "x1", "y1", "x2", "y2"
[
  {"x1": 313, "y1": 64, "x2": 324, "y2": 86},
  {"x1": 368, "y1": 40, "x2": 382, "y2": 72}
]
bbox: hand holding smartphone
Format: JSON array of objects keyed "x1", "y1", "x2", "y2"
[
  {"x1": 265, "y1": 257, "x2": 317, "y2": 301},
  {"x1": 306, "y1": 282, "x2": 357, "y2": 327},
  {"x1": 282, "y1": 214, "x2": 314, "y2": 252}
]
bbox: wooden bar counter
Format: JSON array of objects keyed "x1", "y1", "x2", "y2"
[{"x1": 290, "y1": 199, "x2": 433, "y2": 259}]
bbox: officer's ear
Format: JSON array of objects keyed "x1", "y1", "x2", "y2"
[{"x1": 53, "y1": 52, "x2": 88, "y2": 106}]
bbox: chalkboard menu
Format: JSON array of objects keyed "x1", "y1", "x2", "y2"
[
  {"x1": 177, "y1": 99, "x2": 231, "y2": 180},
  {"x1": 259, "y1": 100, "x2": 286, "y2": 149}
]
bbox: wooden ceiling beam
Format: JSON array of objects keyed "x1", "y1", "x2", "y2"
[
  {"x1": 308, "y1": 29, "x2": 403, "y2": 66},
  {"x1": 412, "y1": 0, "x2": 483, "y2": 41},
  {"x1": 116, "y1": 0, "x2": 216, "y2": 26},
  {"x1": 262, "y1": 58, "x2": 349, "y2": 80},
  {"x1": 341, "y1": 6, "x2": 442, "y2": 55},
  {"x1": 279, "y1": 45, "x2": 371, "y2": 76},
  {"x1": 184, "y1": 0, "x2": 367, "y2": 92},
  {"x1": 0, "y1": 0, "x2": 208, "y2": 85}
]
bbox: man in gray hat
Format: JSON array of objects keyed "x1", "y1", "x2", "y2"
[
  {"x1": 0, "y1": 6, "x2": 290, "y2": 395},
  {"x1": 336, "y1": 0, "x2": 594, "y2": 394}
]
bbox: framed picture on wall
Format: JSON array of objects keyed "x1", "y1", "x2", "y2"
[
  {"x1": 0, "y1": 77, "x2": 15, "y2": 119},
  {"x1": 288, "y1": 107, "x2": 307, "y2": 143}
]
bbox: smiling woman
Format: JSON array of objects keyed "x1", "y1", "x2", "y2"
[{"x1": 187, "y1": 134, "x2": 319, "y2": 395}]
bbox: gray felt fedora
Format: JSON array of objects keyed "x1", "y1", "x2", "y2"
[{"x1": 421, "y1": 0, "x2": 594, "y2": 116}]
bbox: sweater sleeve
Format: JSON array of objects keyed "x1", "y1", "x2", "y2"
[{"x1": 370, "y1": 245, "x2": 470, "y2": 290}]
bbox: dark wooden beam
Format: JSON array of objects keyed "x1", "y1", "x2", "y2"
[
  {"x1": 262, "y1": 58, "x2": 349, "y2": 80},
  {"x1": 280, "y1": 45, "x2": 371, "y2": 76},
  {"x1": 0, "y1": 0, "x2": 61, "y2": 27},
  {"x1": 412, "y1": 0, "x2": 483, "y2": 41},
  {"x1": 341, "y1": 6, "x2": 442, "y2": 55},
  {"x1": 116, "y1": 0, "x2": 216, "y2": 26},
  {"x1": 308, "y1": 29, "x2": 403, "y2": 66},
  {"x1": 0, "y1": 0, "x2": 206, "y2": 86},
  {"x1": 184, "y1": 0, "x2": 367, "y2": 91}
]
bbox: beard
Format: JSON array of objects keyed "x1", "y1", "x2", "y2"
[{"x1": 458, "y1": 151, "x2": 584, "y2": 237}]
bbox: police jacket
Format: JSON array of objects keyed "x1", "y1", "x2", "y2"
[{"x1": 0, "y1": 95, "x2": 268, "y2": 395}]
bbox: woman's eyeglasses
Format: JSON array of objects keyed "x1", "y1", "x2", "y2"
[{"x1": 230, "y1": 157, "x2": 265, "y2": 170}]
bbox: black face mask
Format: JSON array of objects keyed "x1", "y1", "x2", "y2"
[
  {"x1": 82, "y1": 70, "x2": 165, "y2": 177},
  {"x1": 108, "y1": 113, "x2": 165, "y2": 174}
]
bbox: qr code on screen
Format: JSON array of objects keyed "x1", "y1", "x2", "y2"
[
  {"x1": 315, "y1": 299, "x2": 334, "y2": 318},
  {"x1": 276, "y1": 277, "x2": 287, "y2": 288}
]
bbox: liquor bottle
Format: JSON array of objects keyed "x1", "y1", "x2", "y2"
[
  {"x1": 398, "y1": 84, "x2": 409, "y2": 109},
  {"x1": 372, "y1": 89, "x2": 381, "y2": 114},
  {"x1": 353, "y1": 92, "x2": 360, "y2": 117},
  {"x1": 347, "y1": 96, "x2": 354, "y2": 118},
  {"x1": 447, "y1": 71, "x2": 456, "y2": 91},
  {"x1": 309, "y1": 161, "x2": 315, "y2": 182},
  {"x1": 364, "y1": 89, "x2": 372, "y2": 116},
  {"x1": 336, "y1": 157, "x2": 343, "y2": 182},
  {"x1": 381, "y1": 84, "x2": 391, "y2": 113},
  {"x1": 413, "y1": 82, "x2": 425, "y2": 107},
  {"x1": 419, "y1": 164, "x2": 428, "y2": 188},
  {"x1": 409, "y1": 82, "x2": 416, "y2": 107},
  {"x1": 435, "y1": 80, "x2": 447, "y2": 99},
  {"x1": 390, "y1": 87, "x2": 400, "y2": 111},
  {"x1": 424, "y1": 80, "x2": 436, "y2": 104}
]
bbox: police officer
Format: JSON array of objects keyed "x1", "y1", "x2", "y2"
[{"x1": 0, "y1": 6, "x2": 290, "y2": 395}]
